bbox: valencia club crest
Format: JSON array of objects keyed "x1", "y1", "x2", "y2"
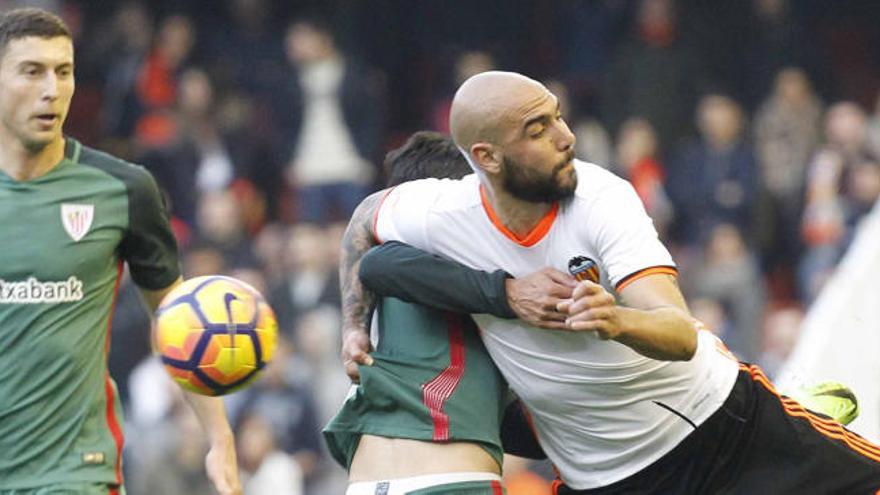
[{"x1": 568, "y1": 256, "x2": 600, "y2": 283}]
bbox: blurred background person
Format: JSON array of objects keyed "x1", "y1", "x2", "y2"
[
  {"x1": 268, "y1": 223, "x2": 340, "y2": 338},
  {"x1": 238, "y1": 411, "x2": 304, "y2": 495},
  {"x1": 192, "y1": 189, "x2": 258, "y2": 268},
  {"x1": 759, "y1": 305, "x2": 805, "y2": 378},
  {"x1": 279, "y1": 16, "x2": 386, "y2": 224},
  {"x1": 799, "y1": 102, "x2": 878, "y2": 302},
  {"x1": 127, "y1": 399, "x2": 215, "y2": 495},
  {"x1": 602, "y1": 0, "x2": 706, "y2": 152},
  {"x1": 753, "y1": 67, "x2": 823, "y2": 295},
  {"x1": 667, "y1": 93, "x2": 761, "y2": 250},
  {"x1": 681, "y1": 223, "x2": 766, "y2": 361},
  {"x1": 98, "y1": 1, "x2": 154, "y2": 148},
  {"x1": 132, "y1": 14, "x2": 195, "y2": 150},
  {"x1": 615, "y1": 117, "x2": 674, "y2": 237},
  {"x1": 226, "y1": 338, "x2": 326, "y2": 493}
]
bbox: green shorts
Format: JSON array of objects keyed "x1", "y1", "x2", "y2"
[{"x1": 0, "y1": 483, "x2": 124, "y2": 495}]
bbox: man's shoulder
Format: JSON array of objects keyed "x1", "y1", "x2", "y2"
[
  {"x1": 75, "y1": 142, "x2": 156, "y2": 194},
  {"x1": 393, "y1": 174, "x2": 481, "y2": 212},
  {"x1": 572, "y1": 159, "x2": 630, "y2": 199}
]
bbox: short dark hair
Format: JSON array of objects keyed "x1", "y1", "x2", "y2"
[
  {"x1": 385, "y1": 131, "x2": 472, "y2": 186},
  {"x1": 0, "y1": 8, "x2": 71, "y2": 53}
]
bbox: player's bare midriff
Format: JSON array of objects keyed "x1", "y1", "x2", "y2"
[{"x1": 348, "y1": 434, "x2": 501, "y2": 481}]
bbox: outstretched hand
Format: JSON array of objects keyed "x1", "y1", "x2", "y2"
[
  {"x1": 505, "y1": 268, "x2": 577, "y2": 329},
  {"x1": 341, "y1": 327, "x2": 374, "y2": 383}
]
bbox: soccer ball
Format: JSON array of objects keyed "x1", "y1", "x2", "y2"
[{"x1": 153, "y1": 275, "x2": 278, "y2": 396}]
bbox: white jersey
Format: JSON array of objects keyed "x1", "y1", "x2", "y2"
[{"x1": 374, "y1": 160, "x2": 739, "y2": 489}]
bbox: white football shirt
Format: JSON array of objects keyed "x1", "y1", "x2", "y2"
[{"x1": 374, "y1": 160, "x2": 739, "y2": 489}]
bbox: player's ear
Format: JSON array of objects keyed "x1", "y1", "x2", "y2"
[{"x1": 471, "y1": 142, "x2": 502, "y2": 175}]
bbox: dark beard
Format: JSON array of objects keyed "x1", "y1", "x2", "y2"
[{"x1": 502, "y1": 151, "x2": 577, "y2": 203}]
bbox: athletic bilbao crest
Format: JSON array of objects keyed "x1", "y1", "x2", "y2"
[
  {"x1": 61, "y1": 203, "x2": 94, "y2": 242},
  {"x1": 568, "y1": 255, "x2": 600, "y2": 283}
]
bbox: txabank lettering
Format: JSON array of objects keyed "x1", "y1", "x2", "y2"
[{"x1": 0, "y1": 277, "x2": 84, "y2": 303}]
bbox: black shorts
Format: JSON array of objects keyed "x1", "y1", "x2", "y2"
[{"x1": 554, "y1": 364, "x2": 880, "y2": 494}]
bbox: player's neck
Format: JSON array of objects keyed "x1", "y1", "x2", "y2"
[
  {"x1": 0, "y1": 134, "x2": 66, "y2": 181},
  {"x1": 482, "y1": 182, "x2": 555, "y2": 238}
]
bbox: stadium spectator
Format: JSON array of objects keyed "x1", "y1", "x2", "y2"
[
  {"x1": 684, "y1": 223, "x2": 766, "y2": 361},
  {"x1": 138, "y1": 67, "x2": 234, "y2": 225},
  {"x1": 268, "y1": 223, "x2": 340, "y2": 337},
  {"x1": 668, "y1": 93, "x2": 760, "y2": 247},
  {"x1": 133, "y1": 14, "x2": 195, "y2": 149},
  {"x1": 866, "y1": 89, "x2": 880, "y2": 159},
  {"x1": 237, "y1": 411, "x2": 304, "y2": 495},
  {"x1": 615, "y1": 117, "x2": 673, "y2": 237},
  {"x1": 759, "y1": 304, "x2": 805, "y2": 378},
  {"x1": 127, "y1": 402, "x2": 216, "y2": 495},
  {"x1": 799, "y1": 102, "x2": 877, "y2": 301},
  {"x1": 192, "y1": 188, "x2": 258, "y2": 269},
  {"x1": 98, "y1": 1, "x2": 154, "y2": 143},
  {"x1": 753, "y1": 67, "x2": 823, "y2": 280},
  {"x1": 278, "y1": 17, "x2": 385, "y2": 223},
  {"x1": 744, "y1": 0, "x2": 818, "y2": 107},
  {"x1": 250, "y1": 221, "x2": 290, "y2": 287},
  {"x1": 227, "y1": 338, "x2": 324, "y2": 487},
  {"x1": 204, "y1": 0, "x2": 285, "y2": 98},
  {"x1": 182, "y1": 242, "x2": 228, "y2": 278},
  {"x1": 602, "y1": 0, "x2": 706, "y2": 151}
]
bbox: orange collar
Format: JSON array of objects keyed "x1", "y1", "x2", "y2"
[{"x1": 479, "y1": 185, "x2": 558, "y2": 247}]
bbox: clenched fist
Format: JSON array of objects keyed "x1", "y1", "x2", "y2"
[{"x1": 557, "y1": 280, "x2": 623, "y2": 339}]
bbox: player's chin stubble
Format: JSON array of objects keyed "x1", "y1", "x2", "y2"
[{"x1": 503, "y1": 150, "x2": 577, "y2": 203}]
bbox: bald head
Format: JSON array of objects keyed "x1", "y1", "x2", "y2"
[{"x1": 450, "y1": 71, "x2": 552, "y2": 151}]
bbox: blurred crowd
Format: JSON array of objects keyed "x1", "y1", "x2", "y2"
[{"x1": 18, "y1": 0, "x2": 880, "y2": 493}]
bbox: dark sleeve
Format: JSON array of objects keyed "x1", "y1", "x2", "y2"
[
  {"x1": 500, "y1": 400, "x2": 547, "y2": 459},
  {"x1": 358, "y1": 241, "x2": 516, "y2": 318},
  {"x1": 119, "y1": 167, "x2": 181, "y2": 290}
]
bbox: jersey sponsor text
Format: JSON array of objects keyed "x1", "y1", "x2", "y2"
[{"x1": 0, "y1": 276, "x2": 84, "y2": 304}]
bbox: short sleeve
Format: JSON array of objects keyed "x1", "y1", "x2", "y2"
[
  {"x1": 119, "y1": 168, "x2": 181, "y2": 290},
  {"x1": 373, "y1": 179, "x2": 443, "y2": 250},
  {"x1": 587, "y1": 181, "x2": 676, "y2": 290}
]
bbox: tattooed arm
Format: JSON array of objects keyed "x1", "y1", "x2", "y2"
[{"x1": 339, "y1": 190, "x2": 387, "y2": 382}]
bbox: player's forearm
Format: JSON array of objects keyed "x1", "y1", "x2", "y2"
[
  {"x1": 614, "y1": 307, "x2": 697, "y2": 361},
  {"x1": 182, "y1": 391, "x2": 242, "y2": 494},
  {"x1": 182, "y1": 391, "x2": 235, "y2": 444},
  {"x1": 359, "y1": 241, "x2": 516, "y2": 318},
  {"x1": 340, "y1": 191, "x2": 385, "y2": 332}
]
